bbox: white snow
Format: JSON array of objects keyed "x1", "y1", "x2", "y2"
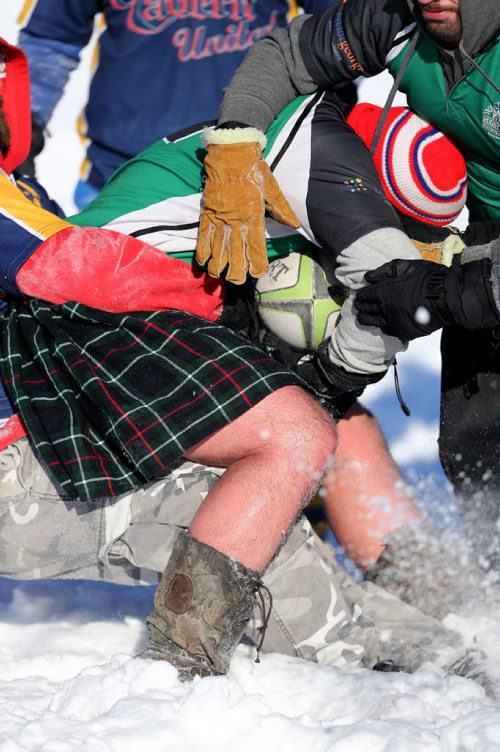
[
  {"x1": 415, "y1": 306, "x2": 431, "y2": 325},
  {"x1": 2, "y1": 5, "x2": 500, "y2": 750},
  {"x1": 1, "y1": 578, "x2": 500, "y2": 752},
  {"x1": 390, "y1": 420, "x2": 440, "y2": 464}
]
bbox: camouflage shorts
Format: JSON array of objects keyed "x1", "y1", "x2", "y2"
[
  {"x1": 0, "y1": 439, "x2": 462, "y2": 672},
  {"x1": 0, "y1": 438, "x2": 222, "y2": 585}
]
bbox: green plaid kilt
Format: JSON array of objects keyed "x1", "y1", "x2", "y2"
[{"x1": 0, "y1": 299, "x2": 302, "y2": 502}]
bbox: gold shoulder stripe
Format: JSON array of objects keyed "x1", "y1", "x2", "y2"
[{"x1": 17, "y1": 0, "x2": 35, "y2": 26}]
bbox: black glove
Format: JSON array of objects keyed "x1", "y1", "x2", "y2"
[
  {"x1": 354, "y1": 258, "x2": 500, "y2": 341},
  {"x1": 295, "y1": 340, "x2": 386, "y2": 419},
  {"x1": 398, "y1": 213, "x2": 458, "y2": 245},
  {"x1": 216, "y1": 280, "x2": 261, "y2": 340},
  {"x1": 462, "y1": 220, "x2": 500, "y2": 248},
  {"x1": 16, "y1": 118, "x2": 45, "y2": 178}
]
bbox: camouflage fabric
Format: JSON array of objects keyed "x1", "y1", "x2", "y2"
[
  {"x1": 0, "y1": 438, "x2": 218, "y2": 584},
  {"x1": 254, "y1": 521, "x2": 464, "y2": 674},
  {"x1": 0, "y1": 438, "x2": 466, "y2": 675}
]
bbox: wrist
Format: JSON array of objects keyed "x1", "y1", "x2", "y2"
[
  {"x1": 444, "y1": 259, "x2": 500, "y2": 330},
  {"x1": 216, "y1": 121, "x2": 251, "y2": 130},
  {"x1": 425, "y1": 266, "x2": 455, "y2": 326},
  {"x1": 316, "y1": 341, "x2": 386, "y2": 394}
]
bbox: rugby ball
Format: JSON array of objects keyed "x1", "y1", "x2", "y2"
[{"x1": 256, "y1": 249, "x2": 346, "y2": 352}]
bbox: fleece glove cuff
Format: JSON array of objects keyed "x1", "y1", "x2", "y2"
[{"x1": 196, "y1": 131, "x2": 299, "y2": 285}]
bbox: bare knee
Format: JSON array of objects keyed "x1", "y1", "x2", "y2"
[
  {"x1": 339, "y1": 401, "x2": 376, "y2": 434},
  {"x1": 336, "y1": 400, "x2": 387, "y2": 463},
  {"x1": 185, "y1": 385, "x2": 336, "y2": 478},
  {"x1": 261, "y1": 386, "x2": 337, "y2": 475}
]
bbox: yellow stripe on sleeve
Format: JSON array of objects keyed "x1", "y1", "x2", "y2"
[
  {"x1": 17, "y1": 0, "x2": 36, "y2": 26},
  {"x1": 0, "y1": 173, "x2": 70, "y2": 241},
  {"x1": 287, "y1": 0, "x2": 300, "y2": 21}
]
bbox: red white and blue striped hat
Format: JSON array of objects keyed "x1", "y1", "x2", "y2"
[{"x1": 347, "y1": 103, "x2": 467, "y2": 226}]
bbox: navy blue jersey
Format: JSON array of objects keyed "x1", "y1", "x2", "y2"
[
  {"x1": 19, "y1": 0, "x2": 333, "y2": 190},
  {"x1": 0, "y1": 173, "x2": 65, "y2": 420}
]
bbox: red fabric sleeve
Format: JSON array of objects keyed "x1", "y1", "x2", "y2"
[
  {"x1": 16, "y1": 226, "x2": 225, "y2": 321},
  {"x1": 0, "y1": 414, "x2": 27, "y2": 453}
]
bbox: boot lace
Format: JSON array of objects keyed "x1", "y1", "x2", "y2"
[{"x1": 254, "y1": 583, "x2": 273, "y2": 664}]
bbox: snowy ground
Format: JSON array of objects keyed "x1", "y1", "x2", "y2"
[{"x1": 2, "y1": 5, "x2": 500, "y2": 750}]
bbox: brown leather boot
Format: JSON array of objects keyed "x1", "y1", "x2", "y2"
[{"x1": 140, "y1": 530, "x2": 261, "y2": 680}]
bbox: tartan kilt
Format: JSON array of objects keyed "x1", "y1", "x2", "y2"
[{"x1": 0, "y1": 299, "x2": 302, "y2": 502}]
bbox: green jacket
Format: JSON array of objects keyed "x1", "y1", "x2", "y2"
[
  {"x1": 217, "y1": 0, "x2": 500, "y2": 223},
  {"x1": 388, "y1": 31, "x2": 500, "y2": 221}
]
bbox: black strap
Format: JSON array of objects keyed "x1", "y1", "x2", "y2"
[{"x1": 370, "y1": 28, "x2": 421, "y2": 155}]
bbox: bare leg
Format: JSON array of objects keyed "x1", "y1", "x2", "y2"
[
  {"x1": 322, "y1": 402, "x2": 422, "y2": 569},
  {"x1": 184, "y1": 386, "x2": 336, "y2": 571}
]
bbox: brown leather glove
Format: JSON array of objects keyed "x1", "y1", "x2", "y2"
[
  {"x1": 413, "y1": 233, "x2": 464, "y2": 265},
  {"x1": 196, "y1": 129, "x2": 300, "y2": 285},
  {"x1": 399, "y1": 215, "x2": 465, "y2": 266}
]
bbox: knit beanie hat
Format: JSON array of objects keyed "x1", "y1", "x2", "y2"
[{"x1": 347, "y1": 103, "x2": 467, "y2": 226}]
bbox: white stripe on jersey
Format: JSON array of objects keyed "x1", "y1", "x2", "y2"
[
  {"x1": 266, "y1": 92, "x2": 325, "y2": 248},
  {"x1": 385, "y1": 23, "x2": 418, "y2": 64},
  {"x1": 104, "y1": 93, "x2": 326, "y2": 256}
]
